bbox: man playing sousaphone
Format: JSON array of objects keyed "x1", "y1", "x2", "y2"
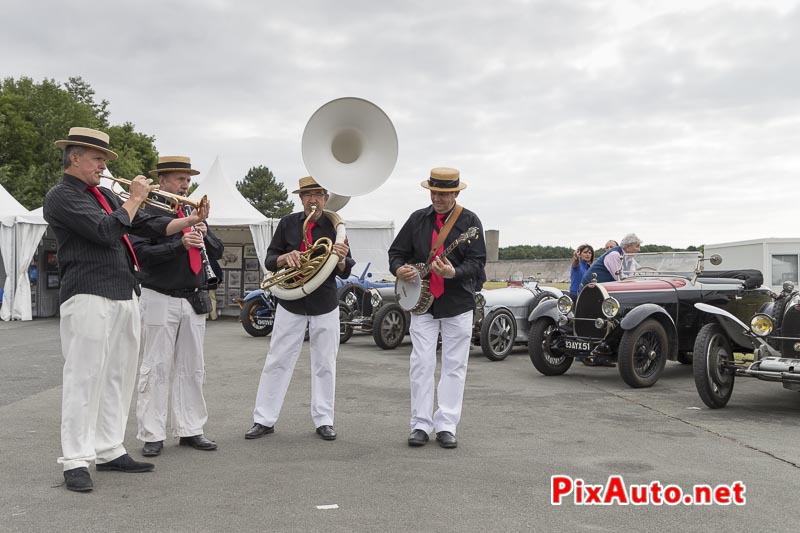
[
  {"x1": 131, "y1": 156, "x2": 224, "y2": 457},
  {"x1": 245, "y1": 176, "x2": 353, "y2": 442},
  {"x1": 389, "y1": 167, "x2": 486, "y2": 449}
]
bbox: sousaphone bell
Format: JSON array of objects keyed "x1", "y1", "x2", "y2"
[{"x1": 264, "y1": 97, "x2": 398, "y2": 301}]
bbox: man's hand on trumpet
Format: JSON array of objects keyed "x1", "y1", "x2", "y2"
[
  {"x1": 120, "y1": 175, "x2": 159, "y2": 223},
  {"x1": 128, "y1": 175, "x2": 159, "y2": 204}
]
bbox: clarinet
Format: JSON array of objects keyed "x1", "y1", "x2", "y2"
[{"x1": 182, "y1": 205, "x2": 218, "y2": 286}]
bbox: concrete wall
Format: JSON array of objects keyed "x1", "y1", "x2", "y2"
[{"x1": 486, "y1": 259, "x2": 571, "y2": 283}]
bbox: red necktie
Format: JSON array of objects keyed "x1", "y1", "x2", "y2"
[
  {"x1": 300, "y1": 221, "x2": 316, "y2": 252},
  {"x1": 429, "y1": 213, "x2": 446, "y2": 298},
  {"x1": 177, "y1": 208, "x2": 202, "y2": 275},
  {"x1": 87, "y1": 186, "x2": 140, "y2": 272}
]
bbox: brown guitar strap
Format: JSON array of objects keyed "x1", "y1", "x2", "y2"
[{"x1": 427, "y1": 204, "x2": 463, "y2": 263}]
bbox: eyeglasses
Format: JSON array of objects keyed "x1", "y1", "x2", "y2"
[{"x1": 300, "y1": 191, "x2": 326, "y2": 199}]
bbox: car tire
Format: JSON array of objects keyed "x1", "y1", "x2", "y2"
[
  {"x1": 480, "y1": 308, "x2": 517, "y2": 361},
  {"x1": 528, "y1": 318, "x2": 573, "y2": 375},
  {"x1": 339, "y1": 302, "x2": 354, "y2": 344},
  {"x1": 240, "y1": 298, "x2": 273, "y2": 337},
  {"x1": 373, "y1": 304, "x2": 406, "y2": 350},
  {"x1": 527, "y1": 291, "x2": 556, "y2": 319},
  {"x1": 618, "y1": 319, "x2": 669, "y2": 388},
  {"x1": 692, "y1": 323, "x2": 735, "y2": 409}
]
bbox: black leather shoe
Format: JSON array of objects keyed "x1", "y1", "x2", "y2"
[
  {"x1": 141, "y1": 441, "x2": 163, "y2": 457},
  {"x1": 179, "y1": 434, "x2": 218, "y2": 451},
  {"x1": 316, "y1": 425, "x2": 337, "y2": 440},
  {"x1": 436, "y1": 431, "x2": 458, "y2": 449},
  {"x1": 96, "y1": 454, "x2": 154, "y2": 473},
  {"x1": 408, "y1": 429, "x2": 430, "y2": 447},
  {"x1": 64, "y1": 467, "x2": 93, "y2": 492},
  {"x1": 245, "y1": 423, "x2": 274, "y2": 439}
]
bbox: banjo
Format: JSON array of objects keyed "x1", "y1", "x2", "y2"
[{"x1": 395, "y1": 226, "x2": 480, "y2": 314}]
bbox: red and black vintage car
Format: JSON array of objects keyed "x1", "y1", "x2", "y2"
[{"x1": 527, "y1": 252, "x2": 770, "y2": 388}]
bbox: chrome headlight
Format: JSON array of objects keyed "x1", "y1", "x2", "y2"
[
  {"x1": 601, "y1": 297, "x2": 620, "y2": 318},
  {"x1": 750, "y1": 313, "x2": 773, "y2": 337},
  {"x1": 369, "y1": 288, "x2": 382, "y2": 309},
  {"x1": 557, "y1": 295, "x2": 573, "y2": 314},
  {"x1": 344, "y1": 291, "x2": 357, "y2": 308}
]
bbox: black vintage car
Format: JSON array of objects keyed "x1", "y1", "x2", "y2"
[
  {"x1": 692, "y1": 281, "x2": 800, "y2": 408},
  {"x1": 527, "y1": 252, "x2": 771, "y2": 388}
]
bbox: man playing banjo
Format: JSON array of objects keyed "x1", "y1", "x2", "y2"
[{"x1": 388, "y1": 167, "x2": 486, "y2": 449}]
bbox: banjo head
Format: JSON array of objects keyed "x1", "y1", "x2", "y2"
[{"x1": 395, "y1": 274, "x2": 423, "y2": 311}]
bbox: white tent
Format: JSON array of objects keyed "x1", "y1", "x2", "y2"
[
  {"x1": 188, "y1": 157, "x2": 272, "y2": 272},
  {"x1": 0, "y1": 184, "x2": 47, "y2": 321}
]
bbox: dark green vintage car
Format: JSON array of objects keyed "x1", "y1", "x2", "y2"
[
  {"x1": 527, "y1": 252, "x2": 771, "y2": 388},
  {"x1": 693, "y1": 281, "x2": 800, "y2": 408}
]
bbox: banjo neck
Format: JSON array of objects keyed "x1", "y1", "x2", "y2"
[{"x1": 418, "y1": 227, "x2": 479, "y2": 279}]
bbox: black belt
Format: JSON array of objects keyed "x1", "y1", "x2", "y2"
[{"x1": 142, "y1": 285, "x2": 202, "y2": 298}]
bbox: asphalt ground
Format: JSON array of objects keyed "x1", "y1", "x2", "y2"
[{"x1": 1, "y1": 316, "x2": 799, "y2": 532}]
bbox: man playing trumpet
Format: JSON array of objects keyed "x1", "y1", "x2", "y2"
[
  {"x1": 246, "y1": 176, "x2": 352, "y2": 442},
  {"x1": 43, "y1": 128, "x2": 210, "y2": 493},
  {"x1": 131, "y1": 156, "x2": 224, "y2": 457}
]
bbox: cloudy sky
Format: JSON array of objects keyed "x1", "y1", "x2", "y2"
[{"x1": 3, "y1": 0, "x2": 800, "y2": 249}]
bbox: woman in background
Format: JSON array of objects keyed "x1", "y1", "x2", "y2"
[{"x1": 568, "y1": 244, "x2": 594, "y2": 300}]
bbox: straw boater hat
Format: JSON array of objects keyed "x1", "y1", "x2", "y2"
[
  {"x1": 421, "y1": 167, "x2": 467, "y2": 192},
  {"x1": 54, "y1": 127, "x2": 118, "y2": 161},
  {"x1": 292, "y1": 176, "x2": 327, "y2": 194},
  {"x1": 149, "y1": 155, "x2": 200, "y2": 176}
]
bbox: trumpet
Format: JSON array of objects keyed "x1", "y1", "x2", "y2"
[{"x1": 108, "y1": 176, "x2": 207, "y2": 214}]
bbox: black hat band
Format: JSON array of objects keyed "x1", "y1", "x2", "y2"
[
  {"x1": 67, "y1": 134, "x2": 111, "y2": 150},
  {"x1": 156, "y1": 161, "x2": 192, "y2": 171},
  {"x1": 428, "y1": 176, "x2": 460, "y2": 189}
]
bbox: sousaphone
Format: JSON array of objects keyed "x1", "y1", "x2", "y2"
[{"x1": 265, "y1": 97, "x2": 398, "y2": 301}]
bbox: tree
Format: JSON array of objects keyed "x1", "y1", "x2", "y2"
[
  {"x1": 106, "y1": 122, "x2": 158, "y2": 179},
  {"x1": 0, "y1": 76, "x2": 99, "y2": 207},
  {"x1": 0, "y1": 76, "x2": 157, "y2": 208},
  {"x1": 236, "y1": 165, "x2": 294, "y2": 218}
]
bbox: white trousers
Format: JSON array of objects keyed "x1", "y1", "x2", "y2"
[
  {"x1": 58, "y1": 293, "x2": 140, "y2": 471},
  {"x1": 136, "y1": 288, "x2": 208, "y2": 442},
  {"x1": 408, "y1": 310, "x2": 473, "y2": 435},
  {"x1": 253, "y1": 305, "x2": 339, "y2": 428}
]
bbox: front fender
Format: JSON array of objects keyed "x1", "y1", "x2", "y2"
[
  {"x1": 243, "y1": 289, "x2": 267, "y2": 302},
  {"x1": 620, "y1": 304, "x2": 676, "y2": 333},
  {"x1": 529, "y1": 298, "x2": 560, "y2": 323},
  {"x1": 694, "y1": 302, "x2": 758, "y2": 350}
]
